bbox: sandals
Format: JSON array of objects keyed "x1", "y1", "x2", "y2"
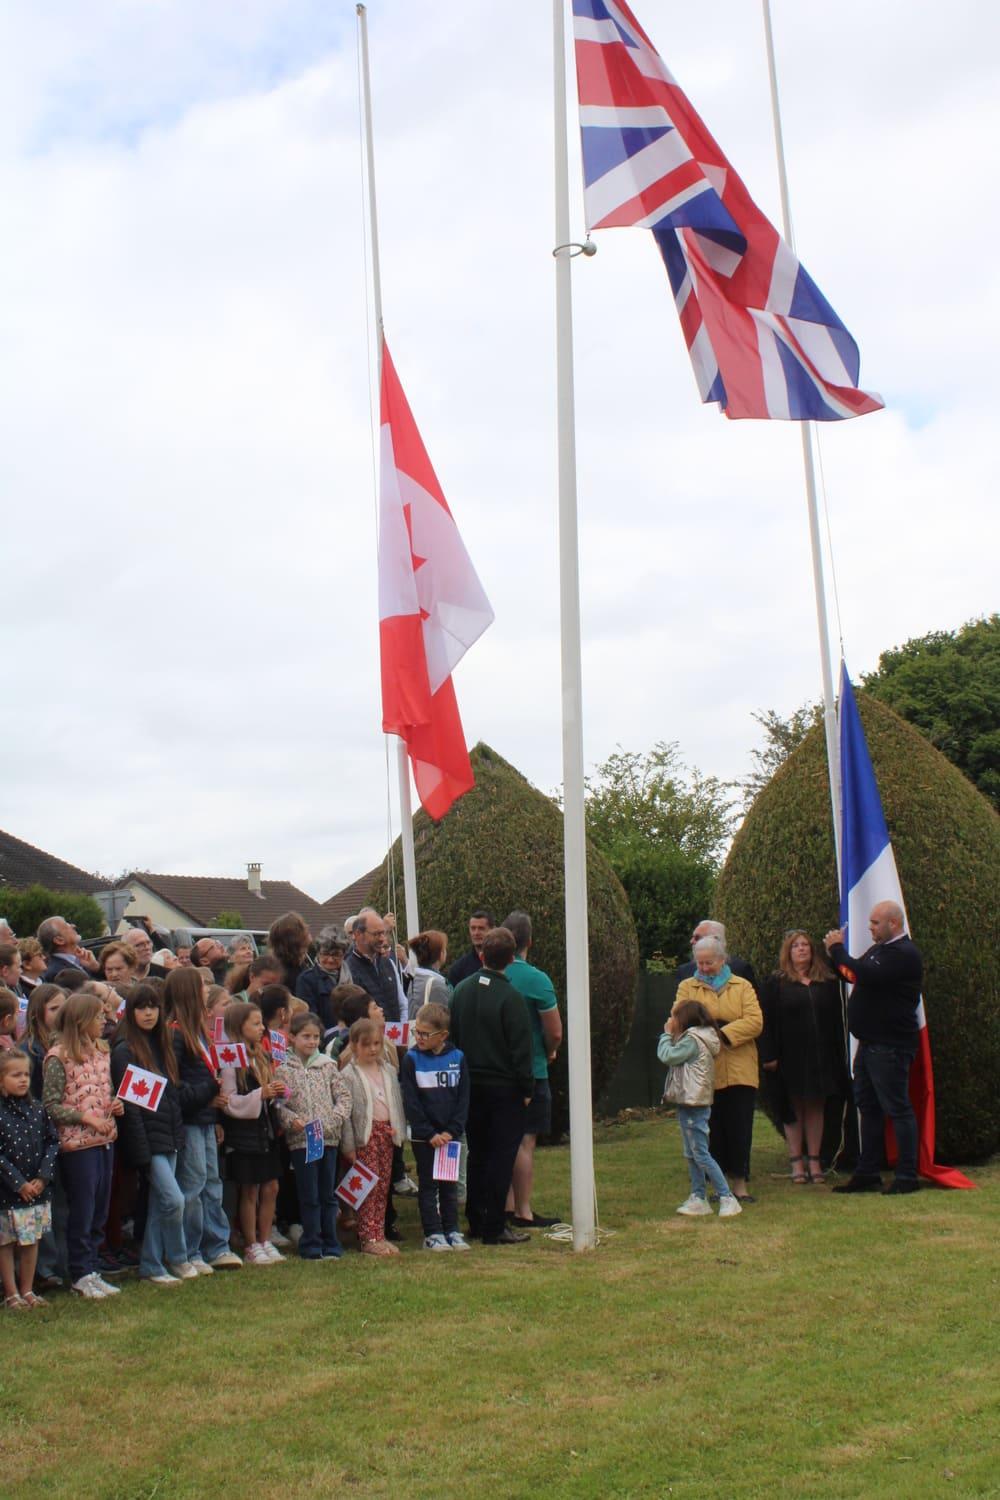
[
  {"x1": 21, "y1": 1291, "x2": 48, "y2": 1308},
  {"x1": 788, "y1": 1154, "x2": 808, "y2": 1185},
  {"x1": 361, "y1": 1239, "x2": 400, "y2": 1258},
  {"x1": 4, "y1": 1293, "x2": 28, "y2": 1311},
  {"x1": 807, "y1": 1155, "x2": 825, "y2": 1184}
]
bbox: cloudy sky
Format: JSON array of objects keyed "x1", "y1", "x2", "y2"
[{"x1": 2, "y1": 1, "x2": 997, "y2": 904}]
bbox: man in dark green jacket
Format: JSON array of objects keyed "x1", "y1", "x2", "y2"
[{"x1": 450, "y1": 927, "x2": 534, "y2": 1245}]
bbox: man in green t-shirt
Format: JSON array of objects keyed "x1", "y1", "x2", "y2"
[{"x1": 502, "y1": 910, "x2": 564, "y2": 1229}]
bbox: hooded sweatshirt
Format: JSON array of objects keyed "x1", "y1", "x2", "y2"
[{"x1": 274, "y1": 1049, "x2": 352, "y2": 1151}]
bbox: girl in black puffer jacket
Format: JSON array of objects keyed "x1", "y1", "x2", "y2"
[{"x1": 110, "y1": 984, "x2": 194, "y2": 1287}]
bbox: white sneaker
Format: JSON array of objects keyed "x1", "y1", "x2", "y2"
[
  {"x1": 286, "y1": 1223, "x2": 304, "y2": 1246},
  {"x1": 92, "y1": 1274, "x2": 121, "y2": 1295},
  {"x1": 423, "y1": 1233, "x2": 451, "y2": 1252},
  {"x1": 71, "y1": 1274, "x2": 107, "y2": 1299},
  {"x1": 244, "y1": 1243, "x2": 272, "y2": 1265},
  {"x1": 676, "y1": 1194, "x2": 712, "y2": 1216},
  {"x1": 143, "y1": 1273, "x2": 181, "y2": 1287},
  {"x1": 268, "y1": 1228, "x2": 291, "y2": 1249},
  {"x1": 188, "y1": 1258, "x2": 214, "y2": 1276},
  {"x1": 718, "y1": 1195, "x2": 743, "y2": 1218},
  {"x1": 393, "y1": 1175, "x2": 419, "y2": 1197},
  {"x1": 208, "y1": 1250, "x2": 243, "y2": 1270},
  {"x1": 167, "y1": 1262, "x2": 200, "y2": 1281},
  {"x1": 446, "y1": 1231, "x2": 471, "y2": 1252},
  {"x1": 261, "y1": 1240, "x2": 285, "y2": 1263}
]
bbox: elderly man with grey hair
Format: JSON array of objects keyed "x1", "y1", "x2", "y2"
[
  {"x1": 676, "y1": 919, "x2": 758, "y2": 991},
  {"x1": 824, "y1": 900, "x2": 923, "y2": 1196},
  {"x1": 38, "y1": 915, "x2": 99, "y2": 982},
  {"x1": 671, "y1": 931, "x2": 763, "y2": 1202}
]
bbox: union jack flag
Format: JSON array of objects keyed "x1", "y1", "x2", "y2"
[{"x1": 572, "y1": 0, "x2": 883, "y2": 421}]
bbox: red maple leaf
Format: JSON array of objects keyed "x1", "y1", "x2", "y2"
[
  {"x1": 218, "y1": 1047, "x2": 236, "y2": 1064},
  {"x1": 349, "y1": 1175, "x2": 363, "y2": 1192},
  {"x1": 131, "y1": 1078, "x2": 149, "y2": 1098}
]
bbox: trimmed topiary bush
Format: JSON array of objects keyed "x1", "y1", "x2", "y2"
[
  {"x1": 368, "y1": 743, "x2": 640, "y2": 1138},
  {"x1": 715, "y1": 694, "x2": 1000, "y2": 1162}
]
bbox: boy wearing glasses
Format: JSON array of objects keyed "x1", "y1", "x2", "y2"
[{"x1": 400, "y1": 1003, "x2": 470, "y2": 1251}]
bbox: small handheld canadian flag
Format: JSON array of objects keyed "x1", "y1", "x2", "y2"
[
  {"x1": 335, "y1": 1160, "x2": 378, "y2": 1210},
  {"x1": 212, "y1": 1041, "x2": 249, "y2": 1070},
  {"x1": 383, "y1": 1021, "x2": 410, "y2": 1048},
  {"x1": 116, "y1": 1064, "x2": 167, "y2": 1113}
]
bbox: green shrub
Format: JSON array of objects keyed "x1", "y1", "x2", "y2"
[
  {"x1": 368, "y1": 743, "x2": 640, "y2": 1137},
  {"x1": 715, "y1": 694, "x2": 1000, "y2": 1162},
  {"x1": 0, "y1": 884, "x2": 106, "y2": 942}
]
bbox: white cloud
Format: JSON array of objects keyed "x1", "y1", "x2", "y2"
[{"x1": 1, "y1": 0, "x2": 997, "y2": 902}]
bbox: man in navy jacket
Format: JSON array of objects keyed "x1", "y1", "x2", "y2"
[{"x1": 824, "y1": 900, "x2": 922, "y2": 1195}]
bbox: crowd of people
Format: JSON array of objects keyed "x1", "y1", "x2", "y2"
[
  {"x1": 0, "y1": 892, "x2": 924, "y2": 1307},
  {"x1": 658, "y1": 900, "x2": 924, "y2": 1218},
  {"x1": 0, "y1": 902, "x2": 563, "y2": 1308}
]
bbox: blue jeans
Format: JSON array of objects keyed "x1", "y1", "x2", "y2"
[
  {"x1": 140, "y1": 1153, "x2": 188, "y2": 1278},
  {"x1": 60, "y1": 1144, "x2": 114, "y2": 1282},
  {"x1": 412, "y1": 1140, "x2": 459, "y2": 1237},
  {"x1": 176, "y1": 1124, "x2": 232, "y2": 1264},
  {"x1": 678, "y1": 1106, "x2": 733, "y2": 1200},
  {"x1": 854, "y1": 1042, "x2": 918, "y2": 1181},
  {"x1": 289, "y1": 1147, "x2": 341, "y2": 1257}
]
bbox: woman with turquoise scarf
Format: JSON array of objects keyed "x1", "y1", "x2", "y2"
[{"x1": 671, "y1": 935, "x2": 763, "y2": 1202}]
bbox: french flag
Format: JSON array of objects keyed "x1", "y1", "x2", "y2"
[{"x1": 838, "y1": 666, "x2": 973, "y2": 1189}]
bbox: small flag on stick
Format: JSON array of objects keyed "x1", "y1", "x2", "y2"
[
  {"x1": 383, "y1": 1020, "x2": 410, "y2": 1048},
  {"x1": 268, "y1": 1029, "x2": 288, "y2": 1062},
  {"x1": 433, "y1": 1140, "x2": 461, "y2": 1182},
  {"x1": 116, "y1": 1064, "x2": 167, "y2": 1113},
  {"x1": 304, "y1": 1119, "x2": 325, "y2": 1164},
  {"x1": 335, "y1": 1160, "x2": 378, "y2": 1210},
  {"x1": 212, "y1": 1041, "x2": 249, "y2": 1070}
]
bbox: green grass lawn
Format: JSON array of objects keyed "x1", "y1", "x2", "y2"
[{"x1": 5, "y1": 1115, "x2": 998, "y2": 1500}]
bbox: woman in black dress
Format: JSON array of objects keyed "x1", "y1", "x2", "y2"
[{"x1": 761, "y1": 931, "x2": 847, "y2": 1183}]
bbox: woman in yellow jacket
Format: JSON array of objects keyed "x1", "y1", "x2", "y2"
[{"x1": 672, "y1": 934, "x2": 762, "y2": 1202}]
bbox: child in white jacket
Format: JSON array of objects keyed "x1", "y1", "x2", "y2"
[{"x1": 657, "y1": 999, "x2": 741, "y2": 1219}]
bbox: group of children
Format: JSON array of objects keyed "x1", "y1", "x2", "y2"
[{"x1": 0, "y1": 966, "x2": 472, "y2": 1309}]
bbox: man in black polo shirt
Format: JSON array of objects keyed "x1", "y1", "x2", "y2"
[
  {"x1": 450, "y1": 926, "x2": 534, "y2": 1245},
  {"x1": 825, "y1": 900, "x2": 923, "y2": 1196}
]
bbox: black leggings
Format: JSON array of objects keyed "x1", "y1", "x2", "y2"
[{"x1": 709, "y1": 1086, "x2": 757, "y2": 1179}]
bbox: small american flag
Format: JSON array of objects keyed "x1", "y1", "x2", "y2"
[{"x1": 433, "y1": 1140, "x2": 461, "y2": 1182}]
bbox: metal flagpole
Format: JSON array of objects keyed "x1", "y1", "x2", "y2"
[
  {"x1": 761, "y1": 0, "x2": 842, "y2": 879},
  {"x1": 553, "y1": 0, "x2": 596, "y2": 1252},
  {"x1": 357, "y1": 2, "x2": 420, "y2": 937}
]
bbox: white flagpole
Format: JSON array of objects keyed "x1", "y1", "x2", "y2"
[
  {"x1": 553, "y1": 0, "x2": 596, "y2": 1252},
  {"x1": 357, "y1": 2, "x2": 420, "y2": 938},
  {"x1": 761, "y1": 0, "x2": 842, "y2": 879}
]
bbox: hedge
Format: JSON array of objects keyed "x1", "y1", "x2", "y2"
[
  {"x1": 0, "y1": 884, "x2": 106, "y2": 943},
  {"x1": 368, "y1": 743, "x2": 640, "y2": 1138}
]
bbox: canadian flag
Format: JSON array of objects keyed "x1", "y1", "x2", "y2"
[
  {"x1": 383, "y1": 1020, "x2": 410, "y2": 1048},
  {"x1": 335, "y1": 1159, "x2": 379, "y2": 1210},
  {"x1": 212, "y1": 1041, "x2": 249, "y2": 1070},
  {"x1": 116, "y1": 1064, "x2": 167, "y2": 1113},
  {"x1": 378, "y1": 337, "x2": 494, "y2": 820}
]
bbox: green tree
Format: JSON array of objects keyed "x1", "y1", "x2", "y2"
[
  {"x1": 0, "y1": 885, "x2": 105, "y2": 941},
  {"x1": 212, "y1": 909, "x2": 244, "y2": 929},
  {"x1": 740, "y1": 702, "x2": 821, "y2": 809},
  {"x1": 583, "y1": 742, "x2": 735, "y2": 964},
  {"x1": 863, "y1": 614, "x2": 1000, "y2": 810}
]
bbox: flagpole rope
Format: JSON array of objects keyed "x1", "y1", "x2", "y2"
[
  {"x1": 813, "y1": 429, "x2": 847, "y2": 660},
  {"x1": 357, "y1": 7, "x2": 397, "y2": 895}
]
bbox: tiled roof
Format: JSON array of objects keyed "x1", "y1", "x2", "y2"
[
  {"x1": 321, "y1": 867, "x2": 381, "y2": 928},
  {"x1": 0, "y1": 828, "x2": 100, "y2": 895},
  {"x1": 126, "y1": 873, "x2": 337, "y2": 935}
]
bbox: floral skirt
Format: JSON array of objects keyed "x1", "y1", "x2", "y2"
[{"x1": 0, "y1": 1202, "x2": 52, "y2": 1247}]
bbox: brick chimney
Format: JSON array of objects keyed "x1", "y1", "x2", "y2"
[{"x1": 247, "y1": 862, "x2": 262, "y2": 895}]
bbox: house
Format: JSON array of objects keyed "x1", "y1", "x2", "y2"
[
  {"x1": 0, "y1": 828, "x2": 101, "y2": 896},
  {"x1": 321, "y1": 867, "x2": 381, "y2": 929},
  {"x1": 119, "y1": 864, "x2": 342, "y2": 936}
]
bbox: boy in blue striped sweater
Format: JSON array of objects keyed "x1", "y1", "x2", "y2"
[{"x1": 400, "y1": 1003, "x2": 471, "y2": 1251}]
